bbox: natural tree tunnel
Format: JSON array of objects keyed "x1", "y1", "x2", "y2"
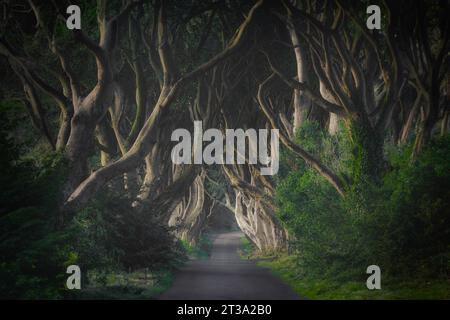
[{"x1": 0, "y1": 0, "x2": 449, "y2": 300}]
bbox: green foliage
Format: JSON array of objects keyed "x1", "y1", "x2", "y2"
[
  {"x1": 276, "y1": 121, "x2": 450, "y2": 284},
  {"x1": 0, "y1": 101, "x2": 76, "y2": 299},
  {"x1": 345, "y1": 118, "x2": 383, "y2": 184},
  {"x1": 239, "y1": 236, "x2": 256, "y2": 259},
  {"x1": 0, "y1": 161, "x2": 185, "y2": 299},
  {"x1": 0, "y1": 153, "x2": 73, "y2": 299},
  {"x1": 0, "y1": 96, "x2": 186, "y2": 299},
  {"x1": 0, "y1": 128, "x2": 185, "y2": 299},
  {"x1": 259, "y1": 255, "x2": 450, "y2": 300},
  {"x1": 75, "y1": 192, "x2": 187, "y2": 273},
  {"x1": 68, "y1": 269, "x2": 174, "y2": 300},
  {"x1": 378, "y1": 137, "x2": 450, "y2": 277},
  {"x1": 180, "y1": 234, "x2": 213, "y2": 260}
]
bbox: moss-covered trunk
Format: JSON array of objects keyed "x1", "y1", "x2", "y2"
[{"x1": 346, "y1": 113, "x2": 383, "y2": 186}]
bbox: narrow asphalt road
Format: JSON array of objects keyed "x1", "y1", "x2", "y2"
[{"x1": 159, "y1": 231, "x2": 301, "y2": 300}]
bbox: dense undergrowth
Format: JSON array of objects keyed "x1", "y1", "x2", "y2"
[
  {"x1": 0, "y1": 110, "x2": 187, "y2": 299},
  {"x1": 181, "y1": 234, "x2": 214, "y2": 260},
  {"x1": 264, "y1": 121, "x2": 450, "y2": 299},
  {"x1": 259, "y1": 255, "x2": 450, "y2": 299}
]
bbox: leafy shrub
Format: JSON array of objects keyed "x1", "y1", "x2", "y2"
[
  {"x1": 0, "y1": 152, "x2": 74, "y2": 299},
  {"x1": 0, "y1": 116, "x2": 184, "y2": 298},
  {"x1": 75, "y1": 192, "x2": 186, "y2": 273},
  {"x1": 276, "y1": 122, "x2": 450, "y2": 281}
]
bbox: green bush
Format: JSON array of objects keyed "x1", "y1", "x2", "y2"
[
  {"x1": 75, "y1": 193, "x2": 186, "y2": 273},
  {"x1": 276, "y1": 122, "x2": 450, "y2": 281},
  {"x1": 0, "y1": 116, "x2": 185, "y2": 298},
  {"x1": 0, "y1": 152, "x2": 74, "y2": 299}
]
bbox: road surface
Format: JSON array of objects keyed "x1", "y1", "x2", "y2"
[{"x1": 159, "y1": 231, "x2": 301, "y2": 300}]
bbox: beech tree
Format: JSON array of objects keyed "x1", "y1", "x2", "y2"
[{"x1": 0, "y1": 0, "x2": 447, "y2": 251}]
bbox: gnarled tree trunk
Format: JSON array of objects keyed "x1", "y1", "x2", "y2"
[
  {"x1": 234, "y1": 191, "x2": 287, "y2": 252},
  {"x1": 168, "y1": 172, "x2": 211, "y2": 245}
]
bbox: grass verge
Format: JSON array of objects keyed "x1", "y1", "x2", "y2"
[
  {"x1": 239, "y1": 236, "x2": 255, "y2": 259},
  {"x1": 74, "y1": 234, "x2": 215, "y2": 299},
  {"x1": 181, "y1": 233, "x2": 214, "y2": 260},
  {"x1": 66, "y1": 269, "x2": 174, "y2": 300},
  {"x1": 258, "y1": 255, "x2": 450, "y2": 300}
]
